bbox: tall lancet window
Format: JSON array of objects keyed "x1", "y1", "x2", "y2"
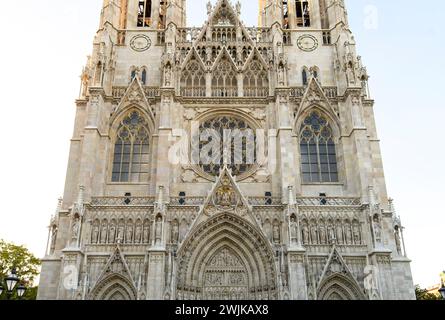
[
  {"x1": 112, "y1": 111, "x2": 150, "y2": 183},
  {"x1": 137, "y1": 0, "x2": 152, "y2": 27},
  {"x1": 296, "y1": 0, "x2": 311, "y2": 27},
  {"x1": 300, "y1": 111, "x2": 338, "y2": 183}
]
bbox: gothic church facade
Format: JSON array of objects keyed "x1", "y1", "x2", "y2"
[{"x1": 38, "y1": 0, "x2": 415, "y2": 300}]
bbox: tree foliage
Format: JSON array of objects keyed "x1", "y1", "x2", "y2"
[
  {"x1": 415, "y1": 285, "x2": 442, "y2": 300},
  {"x1": 0, "y1": 239, "x2": 41, "y2": 300}
]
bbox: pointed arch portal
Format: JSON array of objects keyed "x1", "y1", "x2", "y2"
[{"x1": 176, "y1": 213, "x2": 278, "y2": 300}]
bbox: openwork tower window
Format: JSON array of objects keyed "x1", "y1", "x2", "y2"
[
  {"x1": 244, "y1": 61, "x2": 269, "y2": 97},
  {"x1": 137, "y1": 0, "x2": 152, "y2": 27},
  {"x1": 181, "y1": 59, "x2": 206, "y2": 97},
  {"x1": 300, "y1": 111, "x2": 338, "y2": 183},
  {"x1": 112, "y1": 111, "x2": 150, "y2": 182},
  {"x1": 212, "y1": 59, "x2": 237, "y2": 97},
  {"x1": 193, "y1": 116, "x2": 256, "y2": 177}
]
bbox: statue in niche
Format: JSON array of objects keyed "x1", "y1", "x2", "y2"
[
  {"x1": 289, "y1": 216, "x2": 298, "y2": 244},
  {"x1": 319, "y1": 225, "x2": 327, "y2": 244},
  {"x1": 50, "y1": 226, "x2": 58, "y2": 253},
  {"x1": 353, "y1": 223, "x2": 361, "y2": 245},
  {"x1": 155, "y1": 216, "x2": 163, "y2": 245},
  {"x1": 345, "y1": 225, "x2": 353, "y2": 244},
  {"x1": 164, "y1": 64, "x2": 172, "y2": 86},
  {"x1": 278, "y1": 64, "x2": 285, "y2": 86},
  {"x1": 394, "y1": 227, "x2": 402, "y2": 254},
  {"x1": 135, "y1": 222, "x2": 142, "y2": 244},
  {"x1": 328, "y1": 224, "x2": 336, "y2": 243},
  {"x1": 100, "y1": 223, "x2": 108, "y2": 244},
  {"x1": 91, "y1": 224, "x2": 99, "y2": 244},
  {"x1": 302, "y1": 224, "x2": 310, "y2": 244},
  {"x1": 373, "y1": 216, "x2": 382, "y2": 243},
  {"x1": 171, "y1": 221, "x2": 179, "y2": 244},
  {"x1": 109, "y1": 222, "x2": 116, "y2": 243},
  {"x1": 126, "y1": 223, "x2": 133, "y2": 244},
  {"x1": 310, "y1": 224, "x2": 318, "y2": 244},
  {"x1": 273, "y1": 223, "x2": 280, "y2": 243},
  {"x1": 117, "y1": 223, "x2": 125, "y2": 243},
  {"x1": 71, "y1": 217, "x2": 80, "y2": 242},
  {"x1": 143, "y1": 222, "x2": 150, "y2": 244},
  {"x1": 336, "y1": 223, "x2": 344, "y2": 244}
]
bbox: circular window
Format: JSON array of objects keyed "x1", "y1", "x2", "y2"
[{"x1": 192, "y1": 116, "x2": 257, "y2": 178}]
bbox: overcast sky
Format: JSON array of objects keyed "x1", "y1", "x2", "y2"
[{"x1": 0, "y1": 0, "x2": 443, "y2": 288}]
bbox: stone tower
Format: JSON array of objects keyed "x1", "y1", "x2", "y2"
[{"x1": 38, "y1": 0, "x2": 415, "y2": 300}]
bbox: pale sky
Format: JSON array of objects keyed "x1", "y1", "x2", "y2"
[{"x1": 0, "y1": 0, "x2": 443, "y2": 288}]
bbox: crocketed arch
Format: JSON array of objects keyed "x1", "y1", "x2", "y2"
[
  {"x1": 181, "y1": 58, "x2": 206, "y2": 97},
  {"x1": 317, "y1": 274, "x2": 366, "y2": 300},
  {"x1": 90, "y1": 274, "x2": 137, "y2": 301},
  {"x1": 111, "y1": 110, "x2": 151, "y2": 183},
  {"x1": 243, "y1": 60, "x2": 269, "y2": 97},
  {"x1": 299, "y1": 109, "x2": 339, "y2": 183},
  {"x1": 176, "y1": 213, "x2": 278, "y2": 300},
  {"x1": 212, "y1": 57, "x2": 237, "y2": 97}
]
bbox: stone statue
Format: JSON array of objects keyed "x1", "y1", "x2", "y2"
[
  {"x1": 126, "y1": 223, "x2": 133, "y2": 244},
  {"x1": 109, "y1": 223, "x2": 116, "y2": 243},
  {"x1": 328, "y1": 225, "x2": 335, "y2": 243},
  {"x1": 394, "y1": 228, "x2": 402, "y2": 254},
  {"x1": 91, "y1": 224, "x2": 99, "y2": 244},
  {"x1": 236, "y1": 1, "x2": 241, "y2": 15},
  {"x1": 273, "y1": 223, "x2": 280, "y2": 243},
  {"x1": 71, "y1": 217, "x2": 80, "y2": 241},
  {"x1": 289, "y1": 216, "x2": 298, "y2": 244},
  {"x1": 155, "y1": 216, "x2": 163, "y2": 245},
  {"x1": 165, "y1": 65, "x2": 172, "y2": 86},
  {"x1": 353, "y1": 224, "x2": 361, "y2": 245},
  {"x1": 373, "y1": 217, "x2": 382, "y2": 243},
  {"x1": 319, "y1": 225, "x2": 326, "y2": 244},
  {"x1": 135, "y1": 222, "x2": 142, "y2": 244},
  {"x1": 100, "y1": 224, "x2": 108, "y2": 244},
  {"x1": 143, "y1": 222, "x2": 150, "y2": 244},
  {"x1": 117, "y1": 223, "x2": 125, "y2": 243},
  {"x1": 345, "y1": 225, "x2": 352, "y2": 244},
  {"x1": 50, "y1": 226, "x2": 58, "y2": 253},
  {"x1": 278, "y1": 65, "x2": 285, "y2": 85},
  {"x1": 171, "y1": 221, "x2": 179, "y2": 244},
  {"x1": 302, "y1": 224, "x2": 310, "y2": 244},
  {"x1": 336, "y1": 223, "x2": 343, "y2": 244},
  {"x1": 310, "y1": 224, "x2": 318, "y2": 244},
  {"x1": 207, "y1": 1, "x2": 212, "y2": 15}
]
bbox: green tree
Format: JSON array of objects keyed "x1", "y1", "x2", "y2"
[
  {"x1": 0, "y1": 239, "x2": 41, "y2": 300},
  {"x1": 415, "y1": 285, "x2": 442, "y2": 300}
]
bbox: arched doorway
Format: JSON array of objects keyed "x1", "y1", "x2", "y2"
[
  {"x1": 90, "y1": 274, "x2": 137, "y2": 300},
  {"x1": 317, "y1": 274, "x2": 366, "y2": 300},
  {"x1": 176, "y1": 213, "x2": 278, "y2": 300}
]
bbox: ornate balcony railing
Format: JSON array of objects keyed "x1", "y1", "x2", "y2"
[
  {"x1": 296, "y1": 197, "x2": 362, "y2": 207},
  {"x1": 249, "y1": 197, "x2": 282, "y2": 206},
  {"x1": 112, "y1": 86, "x2": 160, "y2": 100},
  {"x1": 243, "y1": 87, "x2": 269, "y2": 98},
  {"x1": 181, "y1": 87, "x2": 206, "y2": 97},
  {"x1": 211, "y1": 87, "x2": 238, "y2": 98},
  {"x1": 289, "y1": 86, "x2": 337, "y2": 99},
  {"x1": 169, "y1": 197, "x2": 205, "y2": 206},
  {"x1": 89, "y1": 197, "x2": 156, "y2": 207}
]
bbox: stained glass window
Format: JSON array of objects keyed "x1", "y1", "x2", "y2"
[
  {"x1": 112, "y1": 111, "x2": 150, "y2": 183},
  {"x1": 193, "y1": 116, "x2": 256, "y2": 177},
  {"x1": 300, "y1": 111, "x2": 338, "y2": 183}
]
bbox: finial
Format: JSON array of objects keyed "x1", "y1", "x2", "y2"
[
  {"x1": 288, "y1": 186, "x2": 294, "y2": 206},
  {"x1": 77, "y1": 185, "x2": 85, "y2": 206},
  {"x1": 368, "y1": 186, "x2": 375, "y2": 206}
]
